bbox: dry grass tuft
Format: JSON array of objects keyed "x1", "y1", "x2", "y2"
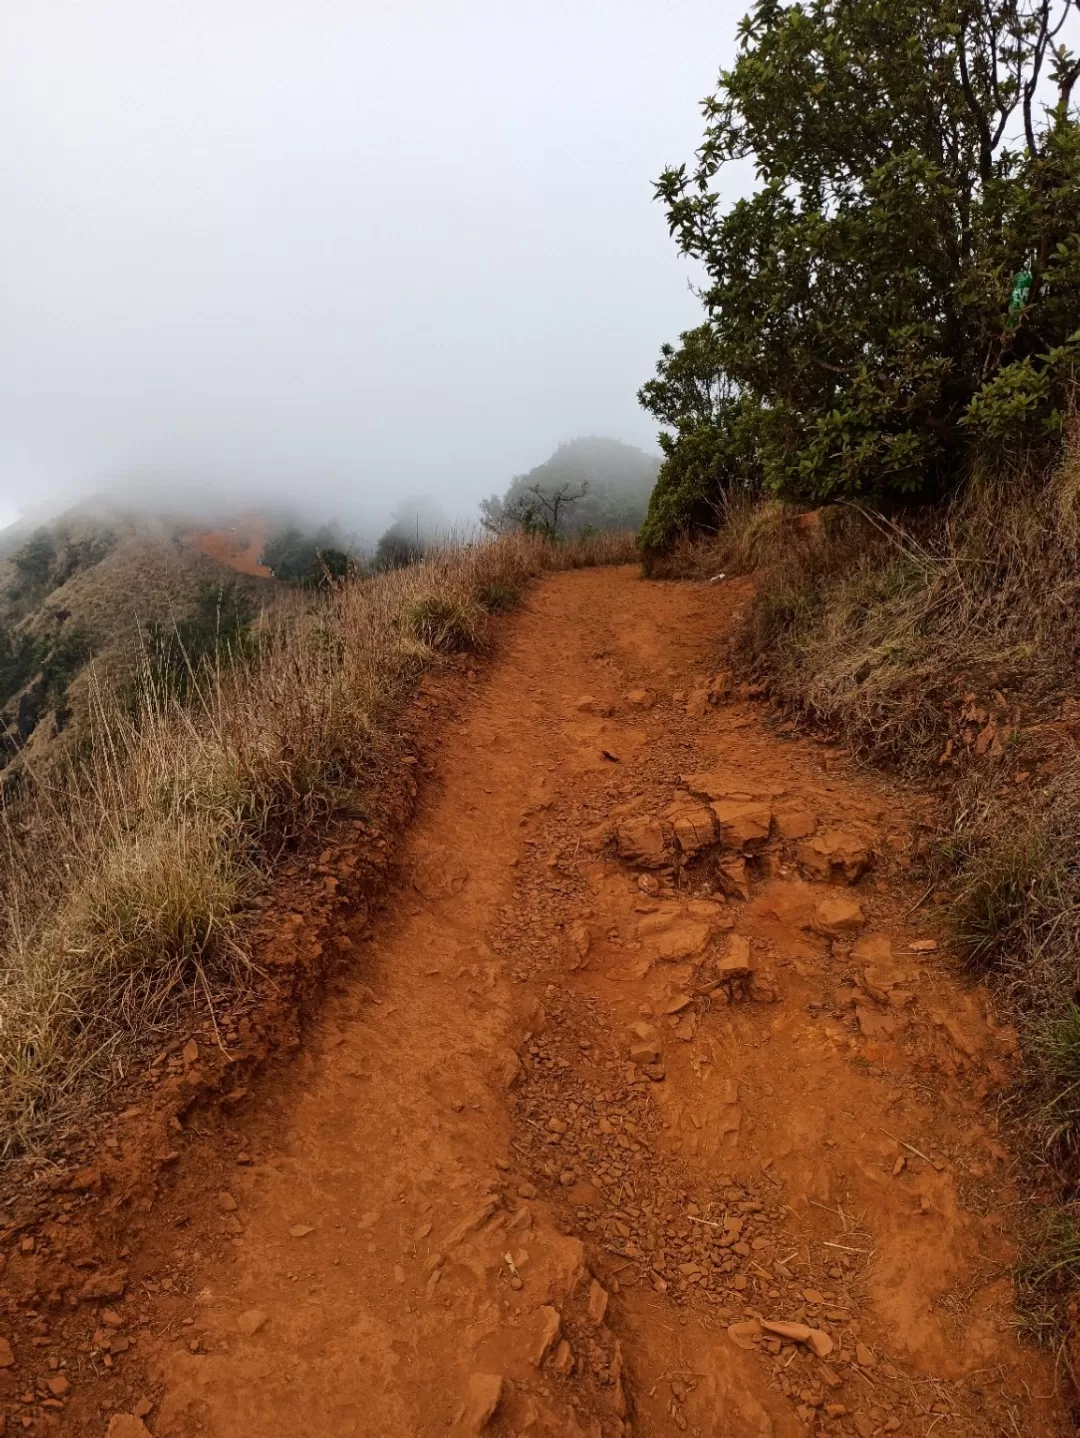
[
  {"x1": 0, "y1": 529, "x2": 638, "y2": 1159},
  {"x1": 733, "y1": 431, "x2": 1080, "y2": 769}
]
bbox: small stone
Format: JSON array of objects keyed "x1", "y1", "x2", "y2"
[
  {"x1": 181, "y1": 1038, "x2": 199, "y2": 1066},
  {"x1": 79, "y1": 1268, "x2": 128, "y2": 1302},
  {"x1": 806, "y1": 1329, "x2": 834, "y2": 1358},
  {"x1": 464, "y1": 1373, "x2": 505, "y2": 1432},
  {"x1": 710, "y1": 800, "x2": 773, "y2": 852},
  {"x1": 797, "y1": 828, "x2": 873, "y2": 883},
  {"x1": 727, "y1": 1319, "x2": 762, "y2": 1350},
  {"x1": 855, "y1": 1342, "x2": 876, "y2": 1368},
  {"x1": 551, "y1": 1338, "x2": 574, "y2": 1375},
  {"x1": 761, "y1": 1320, "x2": 811, "y2": 1343},
  {"x1": 530, "y1": 1306, "x2": 562, "y2": 1367},
  {"x1": 586, "y1": 1279, "x2": 609, "y2": 1327},
  {"x1": 101, "y1": 1309, "x2": 124, "y2": 1329},
  {"x1": 218, "y1": 1191, "x2": 238, "y2": 1213},
  {"x1": 132, "y1": 1398, "x2": 153, "y2": 1418},
  {"x1": 717, "y1": 857, "x2": 750, "y2": 901},
  {"x1": 661, "y1": 992, "x2": 693, "y2": 1015},
  {"x1": 289, "y1": 1224, "x2": 314, "y2": 1238},
  {"x1": 394, "y1": 1265, "x2": 406, "y2": 1284},
  {"x1": 853, "y1": 1416, "x2": 875, "y2": 1438},
  {"x1": 0, "y1": 1339, "x2": 13, "y2": 1368},
  {"x1": 812, "y1": 895, "x2": 865, "y2": 937},
  {"x1": 774, "y1": 806, "x2": 817, "y2": 840},
  {"x1": 236, "y1": 1310, "x2": 268, "y2": 1337},
  {"x1": 630, "y1": 1041, "x2": 661, "y2": 1066},
  {"x1": 717, "y1": 934, "x2": 753, "y2": 979},
  {"x1": 615, "y1": 817, "x2": 668, "y2": 869},
  {"x1": 106, "y1": 1418, "x2": 153, "y2": 1438},
  {"x1": 818, "y1": 1363, "x2": 842, "y2": 1388},
  {"x1": 802, "y1": 1289, "x2": 825, "y2": 1305},
  {"x1": 909, "y1": 938, "x2": 938, "y2": 952},
  {"x1": 46, "y1": 1376, "x2": 70, "y2": 1397},
  {"x1": 518, "y1": 1182, "x2": 538, "y2": 1199}
]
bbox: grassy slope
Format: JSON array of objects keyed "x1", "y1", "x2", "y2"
[
  {"x1": 0, "y1": 529, "x2": 637, "y2": 1161},
  {"x1": 0, "y1": 508, "x2": 272, "y2": 773}
]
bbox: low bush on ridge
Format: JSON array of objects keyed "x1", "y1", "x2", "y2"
[{"x1": 0, "y1": 529, "x2": 637, "y2": 1161}]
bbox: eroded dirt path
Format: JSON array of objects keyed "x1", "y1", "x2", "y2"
[{"x1": 98, "y1": 568, "x2": 1067, "y2": 1436}]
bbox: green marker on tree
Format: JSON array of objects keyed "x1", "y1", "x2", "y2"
[{"x1": 1008, "y1": 265, "x2": 1034, "y2": 326}]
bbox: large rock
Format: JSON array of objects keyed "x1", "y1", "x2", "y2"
[
  {"x1": 614, "y1": 816, "x2": 668, "y2": 868},
  {"x1": 796, "y1": 827, "x2": 874, "y2": 883}
]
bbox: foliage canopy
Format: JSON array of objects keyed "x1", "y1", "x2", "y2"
[{"x1": 641, "y1": 0, "x2": 1080, "y2": 548}]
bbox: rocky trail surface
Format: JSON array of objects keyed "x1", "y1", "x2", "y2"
[{"x1": 3, "y1": 567, "x2": 1070, "y2": 1437}]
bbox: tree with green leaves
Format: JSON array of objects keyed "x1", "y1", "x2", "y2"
[{"x1": 642, "y1": 0, "x2": 1080, "y2": 548}]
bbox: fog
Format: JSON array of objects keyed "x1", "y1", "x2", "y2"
[{"x1": 0, "y1": 0, "x2": 741, "y2": 537}]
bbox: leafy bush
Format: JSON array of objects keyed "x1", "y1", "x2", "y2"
[
  {"x1": 10, "y1": 531, "x2": 57, "y2": 595},
  {"x1": 641, "y1": 0, "x2": 1080, "y2": 546},
  {"x1": 263, "y1": 525, "x2": 356, "y2": 587}
]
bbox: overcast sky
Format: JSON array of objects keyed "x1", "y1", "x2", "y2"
[{"x1": 0, "y1": 0, "x2": 741, "y2": 535}]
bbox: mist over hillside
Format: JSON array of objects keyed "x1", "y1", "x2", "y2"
[
  {"x1": 0, "y1": 433, "x2": 659, "y2": 769},
  {"x1": 0, "y1": 506, "x2": 275, "y2": 775},
  {"x1": 479, "y1": 437, "x2": 660, "y2": 538}
]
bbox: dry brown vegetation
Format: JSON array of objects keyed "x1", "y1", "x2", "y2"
[
  {"x1": 688, "y1": 432, "x2": 1080, "y2": 1341},
  {"x1": 0, "y1": 528, "x2": 638, "y2": 1160}
]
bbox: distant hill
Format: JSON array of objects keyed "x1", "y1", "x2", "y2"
[
  {"x1": 0, "y1": 504, "x2": 275, "y2": 775},
  {"x1": 480, "y1": 437, "x2": 660, "y2": 537}
]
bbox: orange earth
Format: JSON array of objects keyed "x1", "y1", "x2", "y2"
[
  {"x1": 2, "y1": 566, "x2": 1069, "y2": 1437},
  {"x1": 195, "y1": 518, "x2": 273, "y2": 579}
]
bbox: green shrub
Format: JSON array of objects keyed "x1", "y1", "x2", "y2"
[
  {"x1": 640, "y1": 0, "x2": 1080, "y2": 546},
  {"x1": 477, "y1": 583, "x2": 521, "y2": 613},
  {"x1": 403, "y1": 594, "x2": 481, "y2": 653}
]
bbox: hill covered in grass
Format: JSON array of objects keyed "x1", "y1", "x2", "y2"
[{"x1": 0, "y1": 505, "x2": 275, "y2": 774}]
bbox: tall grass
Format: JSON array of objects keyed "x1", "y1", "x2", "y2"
[
  {"x1": 0, "y1": 529, "x2": 638, "y2": 1159},
  {"x1": 732, "y1": 429, "x2": 1080, "y2": 769}
]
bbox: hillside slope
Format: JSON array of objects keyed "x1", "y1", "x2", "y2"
[{"x1": 0, "y1": 505, "x2": 274, "y2": 771}]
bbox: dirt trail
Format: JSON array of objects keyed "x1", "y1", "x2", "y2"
[
  {"x1": 77, "y1": 568, "x2": 1068, "y2": 1436},
  {"x1": 195, "y1": 518, "x2": 273, "y2": 578}
]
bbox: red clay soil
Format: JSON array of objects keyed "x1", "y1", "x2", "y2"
[
  {"x1": 194, "y1": 519, "x2": 273, "y2": 579},
  {"x1": 1, "y1": 566, "x2": 1069, "y2": 1437}
]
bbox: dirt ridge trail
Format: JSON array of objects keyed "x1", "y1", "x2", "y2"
[{"x1": 82, "y1": 568, "x2": 1065, "y2": 1436}]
